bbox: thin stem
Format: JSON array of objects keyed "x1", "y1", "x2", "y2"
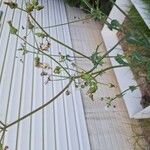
[
  {"x1": 100, "y1": 36, "x2": 125, "y2": 60},
  {"x1": 29, "y1": 13, "x2": 91, "y2": 60},
  {"x1": 20, "y1": 49, "x2": 82, "y2": 74},
  {"x1": 93, "y1": 64, "x2": 127, "y2": 77},
  {"x1": 23, "y1": 49, "x2": 84, "y2": 59},
  {"x1": 32, "y1": 30, "x2": 40, "y2": 54},
  {"x1": 17, "y1": 34, "x2": 71, "y2": 77},
  {"x1": 46, "y1": 74, "x2": 69, "y2": 79},
  {"x1": 74, "y1": 64, "x2": 127, "y2": 79},
  {"x1": 17, "y1": 7, "x2": 27, "y2": 13},
  {"x1": 39, "y1": 17, "x2": 92, "y2": 29},
  {"x1": 4, "y1": 80, "x2": 72, "y2": 129},
  {"x1": 87, "y1": 37, "x2": 125, "y2": 74},
  {"x1": 107, "y1": 84, "x2": 139, "y2": 106}
]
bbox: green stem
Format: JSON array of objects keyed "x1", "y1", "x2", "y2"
[
  {"x1": 87, "y1": 36, "x2": 126, "y2": 74},
  {"x1": 17, "y1": 34, "x2": 71, "y2": 77},
  {"x1": 29, "y1": 13, "x2": 91, "y2": 60},
  {"x1": 39, "y1": 17, "x2": 92, "y2": 29},
  {"x1": 100, "y1": 36, "x2": 125, "y2": 60},
  {"x1": 93, "y1": 64, "x2": 127, "y2": 77},
  {"x1": 74, "y1": 64, "x2": 127, "y2": 79},
  {"x1": 24, "y1": 49, "x2": 84, "y2": 59},
  {"x1": 4, "y1": 80, "x2": 72, "y2": 130}
]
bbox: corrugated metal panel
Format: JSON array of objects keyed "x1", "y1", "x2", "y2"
[{"x1": 0, "y1": 0, "x2": 90, "y2": 149}]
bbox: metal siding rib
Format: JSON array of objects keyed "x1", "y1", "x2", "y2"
[
  {"x1": 0, "y1": 0, "x2": 91, "y2": 150},
  {"x1": 3, "y1": 0, "x2": 25, "y2": 149},
  {"x1": 53, "y1": 1, "x2": 80, "y2": 150},
  {"x1": 51, "y1": 0, "x2": 69, "y2": 149},
  {"x1": 57, "y1": 1, "x2": 91, "y2": 150},
  {"x1": 43, "y1": 0, "x2": 56, "y2": 149}
]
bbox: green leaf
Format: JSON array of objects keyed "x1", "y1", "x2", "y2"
[
  {"x1": 130, "y1": 51, "x2": 147, "y2": 65},
  {"x1": 130, "y1": 51, "x2": 142, "y2": 62},
  {"x1": 115, "y1": 54, "x2": 128, "y2": 65},
  {"x1": 17, "y1": 48, "x2": 23, "y2": 51},
  {"x1": 26, "y1": 2, "x2": 34, "y2": 13},
  {"x1": 8, "y1": 21, "x2": 18, "y2": 34},
  {"x1": 146, "y1": 63, "x2": 150, "y2": 80},
  {"x1": 32, "y1": 0, "x2": 39, "y2": 6},
  {"x1": 126, "y1": 32, "x2": 146, "y2": 46},
  {"x1": 35, "y1": 5, "x2": 44, "y2": 11},
  {"x1": 0, "y1": 143, "x2": 2, "y2": 150},
  {"x1": 81, "y1": 73, "x2": 92, "y2": 82},
  {"x1": 108, "y1": 19, "x2": 120, "y2": 30},
  {"x1": 35, "y1": 32, "x2": 48, "y2": 38},
  {"x1": 111, "y1": 19, "x2": 120, "y2": 28},
  {"x1": 90, "y1": 51, "x2": 103, "y2": 66},
  {"x1": 147, "y1": 70, "x2": 150, "y2": 81}
]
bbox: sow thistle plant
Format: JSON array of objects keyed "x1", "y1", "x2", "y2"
[{"x1": 0, "y1": 0, "x2": 149, "y2": 148}]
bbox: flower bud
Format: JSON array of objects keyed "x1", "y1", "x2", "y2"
[
  {"x1": 8, "y1": 21, "x2": 18, "y2": 34},
  {"x1": 4, "y1": 1, "x2": 18, "y2": 9}
]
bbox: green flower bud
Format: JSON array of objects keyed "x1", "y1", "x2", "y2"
[
  {"x1": 27, "y1": 17, "x2": 34, "y2": 29},
  {"x1": 65, "y1": 90, "x2": 70, "y2": 96},
  {"x1": 87, "y1": 82, "x2": 98, "y2": 95},
  {"x1": 4, "y1": 1, "x2": 18, "y2": 9},
  {"x1": 81, "y1": 85, "x2": 85, "y2": 89},
  {"x1": 54, "y1": 66, "x2": 61, "y2": 74},
  {"x1": 34, "y1": 56, "x2": 40, "y2": 66},
  {"x1": 8, "y1": 21, "x2": 18, "y2": 34}
]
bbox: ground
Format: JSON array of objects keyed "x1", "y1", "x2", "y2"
[{"x1": 66, "y1": 5, "x2": 146, "y2": 150}]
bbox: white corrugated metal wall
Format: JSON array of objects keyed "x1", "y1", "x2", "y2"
[{"x1": 0, "y1": 0, "x2": 90, "y2": 149}]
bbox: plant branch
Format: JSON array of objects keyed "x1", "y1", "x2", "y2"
[
  {"x1": 29, "y1": 13, "x2": 91, "y2": 60},
  {"x1": 17, "y1": 34, "x2": 71, "y2": 77},
  {"x1": 39, "y1": 16, "x2": 92, "y2": 29},
  {"x1": 4, "y1": 80, "x2": 72, "y2": 130}
]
